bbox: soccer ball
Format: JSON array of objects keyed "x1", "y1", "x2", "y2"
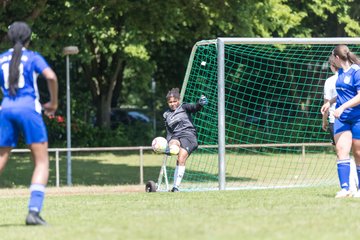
[{"x1": 151, "y1": 137, "x2": 168, "y2": 153}]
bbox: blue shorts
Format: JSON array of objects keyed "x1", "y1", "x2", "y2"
[
  {"x1": 0, "y1": 108, "x2": 48, "y2": 147},
  {"x1": 334, "y1": 118, "x2": 360, "y2": 140}
]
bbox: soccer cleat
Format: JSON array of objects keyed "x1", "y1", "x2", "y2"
[
  {"x1": 335, "y1": 189, "x2": 352, "y2": 198},
  {"x1": 171, "y1": 187, "x2": 179, "y2": 192},
  {"x1": 352, "y1": 191, "x2": 360, "y2": 198},
  {"x1": 25, "y1": 211, "x2": 47, "y2": 226}
]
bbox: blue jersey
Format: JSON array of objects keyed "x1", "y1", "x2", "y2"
[
  {"x1": 0, "y1": 48, "x2": 49, "y2": 113},
  {"x1": 335, "y1": 64, "x2": 360, "y2": 121},
  {"x1": 0, "y1": 48, "x2": 50, "y2": 146}
]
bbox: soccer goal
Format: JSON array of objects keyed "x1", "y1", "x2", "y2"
[{"x1": 170, "y1": 38, "x2": 360, "y2": 191}]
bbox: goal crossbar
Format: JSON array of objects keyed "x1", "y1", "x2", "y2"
[{"x1": 218, "y1": 37, "x2": 360, "y2": 45}]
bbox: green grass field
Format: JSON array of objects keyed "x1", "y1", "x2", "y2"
[
  {"x1": 0, "y1": 151, "x2": 357, "y2": 239},
  {"x1": 0, "y1": 186, "x2": 360, "y2": 240}
]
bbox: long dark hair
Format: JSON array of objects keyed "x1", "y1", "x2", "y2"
[
  {"x1": 328, "y1": 54, "x2": 339, "y2": 71},
  {"x1": 7, "y1": 21, "x2": 32, "y2": 96},
  {"x1": 332, "y1": 44, "x2": 360, "y2": 65}
]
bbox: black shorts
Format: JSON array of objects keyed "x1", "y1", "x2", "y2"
[
  {"x1": 171, "y1": 135, "x2": 198, "y2": 154},
  {"x1": 328, "y1": 123, "x2": 335, "y2": 145}
]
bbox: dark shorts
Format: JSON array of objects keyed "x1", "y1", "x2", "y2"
[
  {"x1": 328, "y1": 122, "x2": 335, "y2": 145},
  {"x1": 171, "y1": 134, "x2": 198, "y2": 154}
]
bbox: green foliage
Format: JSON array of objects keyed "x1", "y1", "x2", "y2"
[
  {"x1": 0, "y1": 0, "x2": 360, "y2": 145},
  {"x1": 253, "y1": 0, "x2": 307, "y2": 37},
  {"x1": 44, "y1": 115, "x2": 153, "y2": 147}
]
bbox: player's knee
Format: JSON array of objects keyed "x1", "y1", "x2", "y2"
[{"x1": 169, "y1": 144, "x2": 180, "y2": 155}]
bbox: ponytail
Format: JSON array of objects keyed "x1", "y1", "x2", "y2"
[
  {"x1": 8, "y1": 42, "x2": 23, "y2": 95},
  {"x1": 332, "y1": 44, "x2": 360, "y2": 65},
  {"x1": 347, "y1": 52, "x2": 360, "y2": 65},
  {"x1": 7, "y1": 22, "x2": 32, "y2": 96}
]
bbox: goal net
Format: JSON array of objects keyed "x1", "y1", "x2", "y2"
[{"x1": 168, "y1": 38, "x2": 360, "y2": 191}]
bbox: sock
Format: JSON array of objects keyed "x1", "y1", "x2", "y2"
[
  {"x1": 357, "y1": 165, "x2": 360, "y2": 189},
  {"x1": 173, "y1": 166, "x2": 185, "y2": 189},
  {"x1": 349, "y1": 159, "x2": 358, "y2": 192},
  {"x1": 173, "y1": 166, "x2": 178, "y2": 188},
  {"x1": 28, "y1": 184, "x2": 45, "y2": 213},
  {"x1": 337, "y1": 159, "x2": 351, "y2": 190}
]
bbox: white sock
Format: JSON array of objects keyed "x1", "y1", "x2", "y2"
[
  {"x1": 173, "y1": 166, "x2": 185, "y2": 188},
  {"x1": 349, "y1": 158, "x2": 358, "y2": 192}
]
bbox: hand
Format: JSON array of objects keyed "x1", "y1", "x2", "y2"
[
  {"x1": 43, "y1": 101, "x2": 58, "y2": 117},
  {"x1": 334, "y1": 106, "x2": 344, "y2": 119},
  {"x1": 198, "y1": 95, "x2": 208, "y2": 106},
  {"x1": 322, "y1": 120, "x2": 328, "y2": 131},
  {"x1": 320, "y1": 102, "x2": 330, "y2": 115}
]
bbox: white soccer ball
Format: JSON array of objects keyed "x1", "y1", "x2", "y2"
[{"x1": 151, "y1": 137, "x2": 168, "y2": 153}]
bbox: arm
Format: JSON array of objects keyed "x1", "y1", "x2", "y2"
[
  {"x1": 163, "y1": 111, "x2": 172, "y2": 141},
  {"x1": 183, "y1": 95, "x2": 208, "y2": 113},
  {"x1": 42, "y1": 67, "x2": 58, "y2": 116},
  {"x1": 182, "y1": 103, "x2": 203, "y2": 114},
  {"x1": 321, "y1": 96, "x2": 336, "y2": 115},
  {"x1": 334, "y1": 91, "x2": 360, "y2": 118},
  {"x1": 322, "y1": 99, "x2": 329, "y2": 131}
]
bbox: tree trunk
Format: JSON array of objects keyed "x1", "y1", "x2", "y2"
[
  {"x1": 86, "y1": 58, "x2": 125, "y2": 128},
  {"x1": 96, "y1": 93, "x2": 112, "y2": 128}
]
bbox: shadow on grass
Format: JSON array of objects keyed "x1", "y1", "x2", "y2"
[
  {"x1": 0, "y1": 223, "x2": 25, "y2": 227},
  {"x1": 0, "y1": 155, "x2": 256, "y2": 188}
]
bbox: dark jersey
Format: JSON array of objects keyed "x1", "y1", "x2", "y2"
[{"x1": 163, "y1": 103, "x2": 202, "y2": 141}]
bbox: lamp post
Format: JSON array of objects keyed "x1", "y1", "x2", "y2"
[
  {"x1": 63, "y1": 46, "x2": 79, "y2": 186},
  {"x1": 151, "y1": 77, "x2": 156, "y2": 136}
]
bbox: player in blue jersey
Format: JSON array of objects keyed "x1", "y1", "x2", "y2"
[
  {"x1": 321, "y1": 45, "x2": 360, "y2": 198},
  {"x1": 322, "y1": 53, "x2": 358, "y2": 196},
  {"x1": 163, "y1": 88, "x2": 208, "y2": 192},
  {"x1": 0, "y1": 22, "x2": 58, "y2": 224}
]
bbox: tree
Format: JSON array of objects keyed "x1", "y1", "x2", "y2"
[{"x1": 1, "y1": 0, "x2": 360, "y2": 130}]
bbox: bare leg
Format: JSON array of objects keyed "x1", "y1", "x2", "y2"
[
  {"x1": 334, "y1": 131, "x2": 352, "y2": 196},
  {"x1": 29, "y1": 142, "x2": 49, "y2": 185},
  {"x1": 25, "y1": 142, "x2": 49, "y2": 226},
  {"x1": 172, "y1": 146, "x2": 189, "y2": 191},
  {"x1": 177, "y1": 148, "x2": 189, "y2": 166},
  {"x1": 335, "y1": 131, "x2": 352, "y2": 160},
  {"x1": 0, "y1": 147, "x2": 12, "y2": 174},
  {"x1": 352, "y1": 139, "x2": 360, "y2": 166},
  {"x1": 352, "y1": 139, "x2": 360, "y2": 191}
]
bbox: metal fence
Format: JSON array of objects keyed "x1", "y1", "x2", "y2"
[{"x1": 11, "y1": 142, "x2": 331, "y2": 188}]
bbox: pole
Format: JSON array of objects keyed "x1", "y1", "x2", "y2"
[
  {"x1": 217, "y1": 38, "x2": 226, "y2": 190},
  {"x1": 151, "y1": 77, "x2": 156, "y2": 136},
  {"x1": 63, "y1": 46, "x2": 79, "y2": 186},
  {"x1": 66, "y1": 55, "x2": 72, "y2": 186}
]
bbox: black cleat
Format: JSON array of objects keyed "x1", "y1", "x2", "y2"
[
  {"x1": 171, "y1": 187, "x2": 179, "y2": 192},
  {"x1": 25, "y1": 211, "x2": 47, "y2": 226}
]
